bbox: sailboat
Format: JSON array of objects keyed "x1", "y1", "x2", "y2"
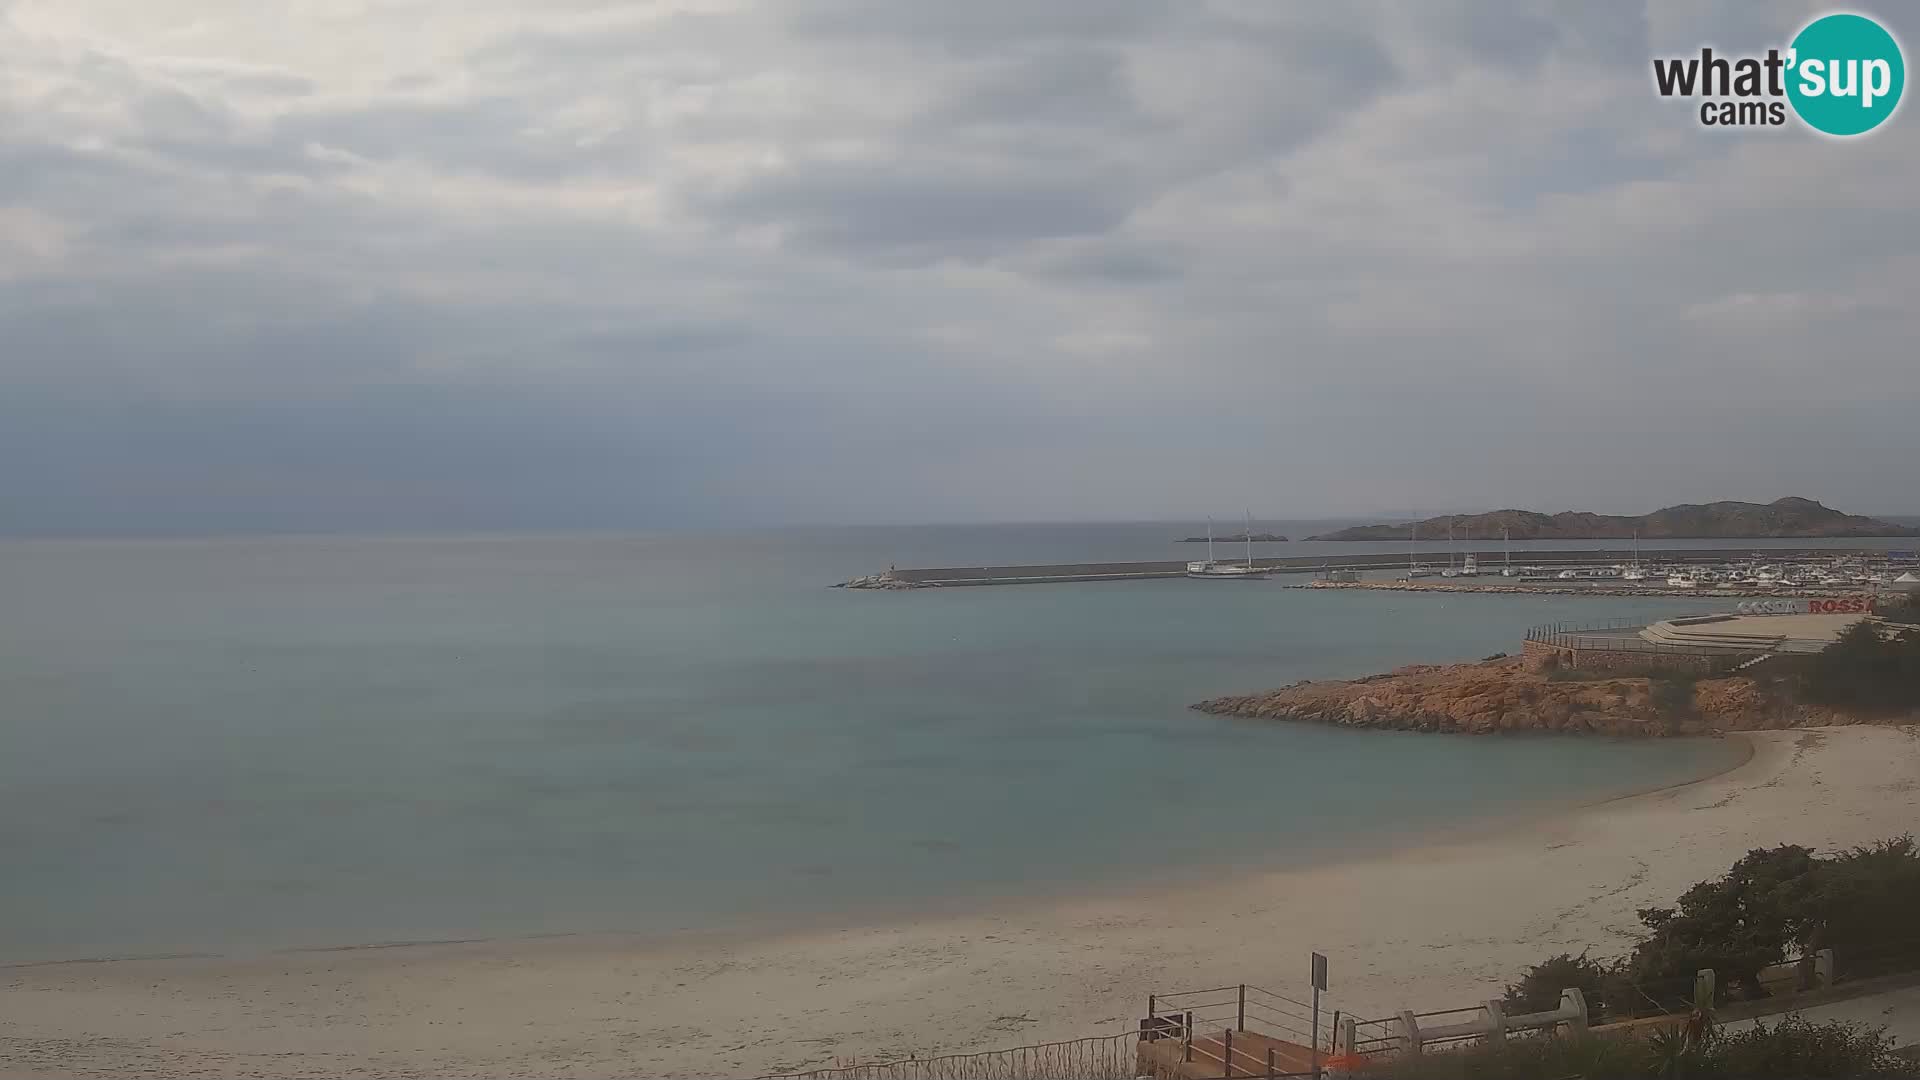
[
  {"x1": 1500, "y1": 526, "x2": 1522, "y2": 577},
  {"x1": 1402, "y1": 516, "x2": 1434, "y2": 579},
  {"x1": 1186, "y1": 512, "x2": 1271, "y2": 579},
  {"x1": 1621, "y1": 531, "x2": 1649, "y2": 581}
]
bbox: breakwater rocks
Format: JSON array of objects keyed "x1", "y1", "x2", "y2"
[
  {"x1": 1299, "y1": 580, "x2": 1868, "y2": 600},
  {"x1": 835, "y1": 572, "x2": 929, "y2": 590},
  {"x1": 1190, "y1": 657, "x2": 1888, "y2": 737}
]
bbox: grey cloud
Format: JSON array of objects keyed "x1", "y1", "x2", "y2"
[
  {"x1": 695, "y1": 162, "x2": 1137, "y2": 264},
  {"x1": 786, "y1": 0, "x2": 1169, "y2": 52},
  {"x1": 1019, "y1": 240, "x2": 1180, "y2": 284},
  {"x1": 914, "y1": 47, "x2": 1149, "y2": 135},
  {"x1": 1, "y1": 0, "x2": 1917, "y2": 533}
]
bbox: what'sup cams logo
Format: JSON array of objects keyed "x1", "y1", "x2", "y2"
[{"x1": 1653, "y1": 11, "x2": 1905, "y2": 135}]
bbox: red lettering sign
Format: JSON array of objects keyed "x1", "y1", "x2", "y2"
[{"x1": 1809, "y1": 596, "x2": 1872, "y2": 614}]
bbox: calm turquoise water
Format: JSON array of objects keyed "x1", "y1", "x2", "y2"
[{"x1": 0, "y1": 524, "x2": 1835, "y2": 963}]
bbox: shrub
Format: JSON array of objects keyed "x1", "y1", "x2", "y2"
[
  {"x1": 1704, "y1": 1014, "x2": 1915, "y2": 1078},
  {"x1": 1352, "y1": 1019, "x2": 1920, "y2": 1080},
  {"x1": 1502, "y1": 953, "x2": 1617, "y2": 1016},
  {"x1": 1510, "y1": 835, "x2": 1920, "y2": 1016},
  {"x1": 1802, "y1": 622, "x2": 1920, "y2": 712}
]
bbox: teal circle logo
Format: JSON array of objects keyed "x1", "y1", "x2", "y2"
[{"x1": 1786, "y1": 13, "x2": 1904, "y2": 136}]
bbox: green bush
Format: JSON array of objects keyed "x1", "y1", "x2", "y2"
[
  {"x1": 1352, "y1": 1018, "x2": 1918, "y2": 1079},
  {"x1": 1507, "y1": 836, "x2": 1920, "y2": 1016},
  {"x1": 1802, "y1": 622, "x2": 1920, "y2": 712},
  {"x1": 1705, "y1": 1014, "x2": 1915, "y2": 1079},
  {"x1": 1503, "y1": 953, "x2": 1617, "y2": 1016}
]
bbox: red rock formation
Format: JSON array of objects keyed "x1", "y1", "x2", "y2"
[{"x1": 1191, "y1": 657, "x2": 1912, "y2": 736}]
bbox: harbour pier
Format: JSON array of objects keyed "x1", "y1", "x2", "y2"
[{"x1": 837, "y1": 547, "x2": 1909, "y2": 589}]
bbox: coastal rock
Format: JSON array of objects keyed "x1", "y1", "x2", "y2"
[{"x1": 1190, "y1": 656, "x2": 1916, "y2": 737}]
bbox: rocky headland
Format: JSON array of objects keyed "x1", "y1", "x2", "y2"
[
  {"x1": 1179, "y1": 532, "x2": 1289, "y2": 543},
  {"x1": 1191, "y1": 656, "x2": 1911, "y2": 737},
  {"x1": 1308, "y1": 497, "x2": 1918, "y2": 541}
]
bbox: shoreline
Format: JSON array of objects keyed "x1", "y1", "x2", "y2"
[
  {"x1": 0, "y1": 732, "x2": 1754, "y2": 975},
  {"x1": 9, "y1": 726, "x2": 1910, "y2": 1079}
]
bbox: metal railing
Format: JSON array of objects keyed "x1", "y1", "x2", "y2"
[
  {"x1": 1523, "y1": 618, "x2": 1759, "y2": 669},
  {"x1": 1145, "y1": 983, "x2": 1333, "y2": 1078},
  {"x1": 754, "y1": 1031, "x2": 1139, "y2": 1080}
]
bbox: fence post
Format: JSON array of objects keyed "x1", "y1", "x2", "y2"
[
  {"x1": 1815, "y1": 948, "x2": 1835, "y2": 988},
  {"x1": 1561, "y1": 988, "x2": 1588, "y2": 1034},
  {"x1": 1342, "y1": 1018, "x2": 1358, "y2": 1079},
  {"x1": 1484, "y1": 999, "x2": 1506, "y2": 1043},
  {"x1": 1695, "y1": 968, "x2": 1716, "y2": 1009},
  {"x1": 1223, "y1": 1027, "x2": 1234, "y2": 1079},
  {"x1": 1238, "y1": 984, "x2": 1246, "y2": 1032},
  {"x1": 1267, "y1": 1047, "x2": 1276, "y2": 1079},
  {"x1": 1397, "y1": 1010, "x2": 1422, "y2": 1056},
  {"x1": 1149, "y1": 994, "x2": 1156, "y2": 1023}
]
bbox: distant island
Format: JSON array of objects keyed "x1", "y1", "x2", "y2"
[
  {"x1": 1178, "y1": 532, "x2": 1288, "y2": 543},
  {"x1": 1305, "y1": 497, "x2": 1919, "y2": 541}
]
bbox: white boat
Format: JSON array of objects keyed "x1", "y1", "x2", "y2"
[
  {"x1": 1187, "y1": 513, "x2": 1270, "y2": 579},
  {"x1": 1667, "y1": 572, "x2": 1700, "y2": 588},
  {"x1": 1458, "y1": 553, "x2": 1480, "y2": 577}
]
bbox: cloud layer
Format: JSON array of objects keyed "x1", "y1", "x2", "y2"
[{"x1": 2, "y1": 0, "x2": 1916, "y2": 532}]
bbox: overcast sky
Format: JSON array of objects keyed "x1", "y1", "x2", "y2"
[{"x1": 2, "y1": 1, "x2": 1915, "y2": 534}]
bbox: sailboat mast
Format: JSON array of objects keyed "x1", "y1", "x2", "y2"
[
  {"x1": 1245, "y1": 510, "x2": 1254, "y2": 569},
  {"x1": 1207, "y1": 516, "x2": 1215, "y2": 564},
  {"x1": 1504, "y1": 526, "x2": 1511, "y2": 571}
]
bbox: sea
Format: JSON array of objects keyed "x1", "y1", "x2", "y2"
[{"x1": 3, "y1": 522, "x2": 1908, "y2": 965}]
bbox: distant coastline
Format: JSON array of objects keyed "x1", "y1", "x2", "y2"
[
  {"x1": 1177, "y1": 532, "x2": 1288, "y2": 543},
  {"x1": 1307, "y1": 496, "x2": 1920, "y2": 541}
]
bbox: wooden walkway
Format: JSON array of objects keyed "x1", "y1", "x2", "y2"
[{"x1": 1137, "y1": 1027, "x2": 1320, "y2": 1078}]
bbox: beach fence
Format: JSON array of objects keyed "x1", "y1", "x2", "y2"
[
  {"x1": 751, "y1": 1031, "x2": 1140, "y2": 1080},
  {"x1": 1138, "y1": 975, "x2": 1345, "y2": 1078}
]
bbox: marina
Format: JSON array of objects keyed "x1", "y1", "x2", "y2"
[{"x1": 840, "y1": 547, "x2": 1920, "y2": 592}]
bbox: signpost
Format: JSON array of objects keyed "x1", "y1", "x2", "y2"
[{"x1": 1311, "y1": 952, "x2": 1328, "y2": 1080}]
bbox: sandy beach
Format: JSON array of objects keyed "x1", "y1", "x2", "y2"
[{"x1": 4, "y1": 725, "x2": 1917, "y2": 1079}]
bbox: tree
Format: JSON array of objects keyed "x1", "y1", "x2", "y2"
[
  {"x1": 1623, "y1": 845, "x2": 1820, "y2": 1006},
  {"x1": 1501, "y1": 953, "x2": 1614, "y2": 1016}
]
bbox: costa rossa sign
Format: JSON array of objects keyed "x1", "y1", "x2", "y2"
[
  {"x1": 1735, "y1": 595, "x2": 1874, "y2": 615},
  {"x1": 1808, "y1": 595, "x2": 1874, "y2": 614}
]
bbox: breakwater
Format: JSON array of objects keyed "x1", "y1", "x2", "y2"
[
  {"x1": 1294, "y1": 580, "x2": 1877, "y2": 600},
  {"x1": 836, "y1": 547, "x2": 1893, "y2": 589}
]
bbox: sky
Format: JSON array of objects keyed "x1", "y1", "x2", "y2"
[{"x1": 1, "y1": 0, "x2": 1916, "y2": 534}]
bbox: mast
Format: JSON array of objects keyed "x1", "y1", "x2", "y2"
[
  {"x1": 1504, "y1": 526, "x2": 1511, "y2": 571},
  {"x1": 1245, "y1": 509, "x2": 1254, "y2": 569},
  {"x1": 1207, "y1": 516, "x2": 1215, "y2": 564},
  {"x1": 1448, "y1": 516, "x2": 1455, "y2": 570}
]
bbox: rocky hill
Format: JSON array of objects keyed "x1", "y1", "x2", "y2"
[
  {"x1": 1190, "y1": 656, "x2": 1909, "y2": 737},
  {"x1": 1179, "y1": 532, "x2": 1289, "y2": 543},
  {"x1": 1306, "y1": 498, "x2": 1918, "y2": 541}
]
